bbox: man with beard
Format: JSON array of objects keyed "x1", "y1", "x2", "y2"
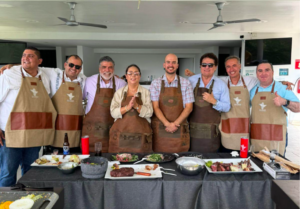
[
  {"x1": 150, "y1": 53, "x2": 194, "y2": 153},
  {"x1": 82, "y1": 56, "x2": 126, "y2": 153},
  {"x1": 188, "y1": 53, "x2": 230, "y2": 153},
  {"x1": 0, "y1": 55, "x2": 86, "y2": 153}
]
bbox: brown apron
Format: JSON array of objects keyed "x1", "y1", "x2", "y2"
[
  {"x1": 250, "y1": 82, "x2": 287, "y2": 155},
  {"x1": 189, "y1": 78, "x2": 220, "y2": 153},
  {"x1": 5, "y1": 68, "x2": 57, "y2": 148},
  {"x1": 152, "y1": 76, "x2": 190, "y2": 153},
  {"x1": 51, "y1": 72, "x2": 84, "y2": 148},
  {"x1": 220, "y1": 77, "x2": 250, "y2": 150},
  {"x1": 108, "y1": 91, "x2": 152, "y2": 153},
  {"x1": 82, "y1": 75, "x2": 115, "y2": 153}
]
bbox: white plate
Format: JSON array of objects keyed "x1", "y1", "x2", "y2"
[
  {"x1": 31, "y1": 155, "x2": 90, "y2": 167},
  {"x1": 105, "y1": 163, "x2": 162, "y2": 180},
  {"x1": 204, "y1": 158, "x2": 263, "y2": 174}
]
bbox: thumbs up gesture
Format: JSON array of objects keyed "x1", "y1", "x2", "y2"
[{"x1": 273, "y1": 91, "x2": 287, "y2": 107}]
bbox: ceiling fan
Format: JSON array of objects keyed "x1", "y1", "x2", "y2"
[
  {"x1": 192, "y1": 2, "x2": 261, "y2": 31},
  {"x1": 57, "y1": 2, "x2": 107, "y2": 29}
]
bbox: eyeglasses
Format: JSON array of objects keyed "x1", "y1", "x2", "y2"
[
  {"x1": 127, "y1": 72, "x2": 140, "y2": 76},
  {"x1": 68, "y1": 63, "x2": 81, "y2": 70},
  {"x1": 201, "y1": 63, "x2": 214, "y2": 68}
]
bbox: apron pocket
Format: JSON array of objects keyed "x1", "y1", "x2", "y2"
[
  {"x1": 97, "y1": 96, "x2": 112, "y2": 107},
  {"x1": 195, "y1": 96, "x2": 210, "y2": 108},
  {"x1": 145, "y1": 133, "x2": 152, "y2": 143},
  {"x1": 119, "y1": 132, "x2": 143, "y2": 148},
  {"x1": 93, "y1": 123, "x2": 110, "y2": 138},
  {"x1": 162, "y1": 96, "x2": 178, "y2": 107},
  {"x1": 158, "y1": 123, "x2": 181, "y2": 138},
  {"x1": 190, "y1": 123, "x2": 211, "y2": 138}
]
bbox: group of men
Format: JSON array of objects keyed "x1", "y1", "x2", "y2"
[{"x1": 0, "y1": 47, "x2": 299, "y2": 187}]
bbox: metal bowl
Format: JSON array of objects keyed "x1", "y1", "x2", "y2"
[
  {"x1": 175, "y1": 157, "x2": 205, "y2": 176},
  {"x1": 57, "y1": 162, "x2": 79, "y2": 174}
]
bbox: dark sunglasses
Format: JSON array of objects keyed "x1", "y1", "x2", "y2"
[
  {"x1": 68, "y1": 63, "x2": 81, "y2": 70},
  {"x1": 201, "y1": 63, "x2": 214, "y2": 68}
]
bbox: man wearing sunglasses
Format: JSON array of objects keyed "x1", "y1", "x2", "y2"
[
  {"x1": 82, "y1": 56, "x2": 126, "y2": 153},
  {"x1": 0, "y1": 55, "x2": 86, "y2": 152},
  {"x1": 188, "y1": 53, "x2": 230, "y2": 153}
]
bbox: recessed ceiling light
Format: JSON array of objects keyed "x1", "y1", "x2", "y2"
[{"x1": 0, "y1": 4, "x2": 12, "y2": 7}]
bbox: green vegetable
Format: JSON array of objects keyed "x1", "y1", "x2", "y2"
[
  {"x1": 205, "y1": 161, "x2": 213, "y2": 167},
  {"x1": 148, "y1": 154, "x2": 163, "y2": 162},
  {"x1": 112, "y1": 155, "x2": 117, "y2": 160}
]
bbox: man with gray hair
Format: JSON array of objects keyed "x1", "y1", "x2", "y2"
[
  {"x1": 218, "y1": 55, "x2": 258, "y2": 151},
  {"x1": 82, "y1": 56, "x2": 126, "y2": 153}
]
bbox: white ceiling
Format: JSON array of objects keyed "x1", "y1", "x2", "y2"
[{"x1": 0, "y1": 0, "x2": 299, "y2": 48}]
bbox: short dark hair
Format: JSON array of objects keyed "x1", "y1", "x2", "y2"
[
  {"x1": 99, "y1": 56, "x2": 115, "y2": 66},
  {"x1": 256, "y1": 61, "x2": 274, "y2": 71},
  {"x1": 125, "y1": 64, "x2": 142, "y2": 76},
  {"x1": 66, "y1": 55, "x2": 83, "y2": 65},
  {"x1": 24, "y1": 46, "x2": 41, "y2": 59},
  {"x1": 200, "y1": 53, "x2": 218, "y2": 66}
]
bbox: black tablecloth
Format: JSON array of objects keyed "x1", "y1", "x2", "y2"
[{"x1": 18, "y1": 153, "x2": 300, "y2": 209}]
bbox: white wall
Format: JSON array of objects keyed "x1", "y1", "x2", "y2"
[
  {"x1": 179, "y1": 58, "x2": 194, "y2": 78},
  {"x1": 97, "y1": 53, "x2": 200, "y2": 81},
  {"x1": 77, "y1": 46, "x2": 98, "y2": 76}
]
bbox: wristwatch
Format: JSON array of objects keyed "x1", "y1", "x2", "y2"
[{"x1": 284, "y1": 100, "x2": 290, "y2": 107}]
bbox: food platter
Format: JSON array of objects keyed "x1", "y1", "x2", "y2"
[
  {"x1": 143, "y1": 153, "x2": 175, "y2": 164},
  {"x1": 110, "y1": 153, "x2": 140, "y2": 164},
  {"x1": 31, "y1": 155, "x2": 90, "y2": 167},
  {"x1": 105, "y1": 164, "x2": 162, "y2": 180},
  {"x1": 204, "y1": 158, "x2": 263, "y2": 174}
]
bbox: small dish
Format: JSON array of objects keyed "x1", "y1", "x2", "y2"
[{"x1": 57, "y1": 162, "x2": 78, "y2": 174}]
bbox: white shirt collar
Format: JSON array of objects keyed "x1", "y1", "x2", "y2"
[{"x1": 21, "y1": 67, "x2": 42, "y2": 78}]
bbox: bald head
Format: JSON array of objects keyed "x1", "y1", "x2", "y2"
[{"x1": 163, "y1": 53, "x2": 179, "y2": 75}]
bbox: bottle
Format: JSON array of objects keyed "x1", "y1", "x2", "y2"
[{"x1": 63, "y1": 133, "x2": 70, "y2": 155}]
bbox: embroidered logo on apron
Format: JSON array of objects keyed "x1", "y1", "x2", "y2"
[
  {"x1": 67, "y1": 93, "x2": 75, "y2": 102},
  {"x1": 162, "y1": 96, "x2": 178, "y2": 107},
  {"x1": 259, "y1": 102, "x2": 267, "y2": 111},
  {"x1": 69, "y1": 87, "x2": 75, "y2": 91},
  {"x1": 30, "y1": 88, "x2": 38, "y2": 98},
  {"x1": 233, "y1": 97, "x2": 242, "y2": 106},
  {"x1": 31, "y1": 82, "x2": 37, "y2": 86},
  {"x1": 234, "y1": 91, "x2": 241, "y2": 94}
]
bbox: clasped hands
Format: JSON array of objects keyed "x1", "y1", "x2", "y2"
[{"x1": 126, "y1": 96, "x2": 139, "y2": 111}]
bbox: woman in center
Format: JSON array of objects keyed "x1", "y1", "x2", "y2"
[{"x1": 109, "y1": 64, "x2": 153, "y2": 153}]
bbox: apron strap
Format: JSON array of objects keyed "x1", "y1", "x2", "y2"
[
  {"x1": 177, "y1": 75, "x2": 182, "y2": 94},
  {"x1": 62, "y1": 71, "x2": 65, "y2": 83},
  {"x1": 194, "y1": 78, "x2": 200, "y2": 97},
  {"x1": 20, "y1": 67, "x2": 25, "y2": 78},
  {"x1": 112, "y1": 76, "x2": 116, "y2": 92},
  {"x1": 122, "y1": 90, "x2": 127, "y2": 103},
  {"x1": 227, "y1": 79, "x2": 230, "y2": 89},
  {"x1": 160, "y1": 75, "x2": 165, "y2": 94},
  {"x1": 38, "y1": 75, "x2": 42, "y2": 81},
  {"x1": 97, "y1": 74, "x2": 100, "y2": 94},
  {"x1": 271, "y1": 81, "x2": 275, "y2": 94},
  {"x1": 255, "y1": 87, "x2": 259, "y2": 95},
  {"x1": 208, "y1": 79, "x2": 215, "y2": 94},
  {"x1": 241, "y1": 76, "x2": 247, "y2": 88}
]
